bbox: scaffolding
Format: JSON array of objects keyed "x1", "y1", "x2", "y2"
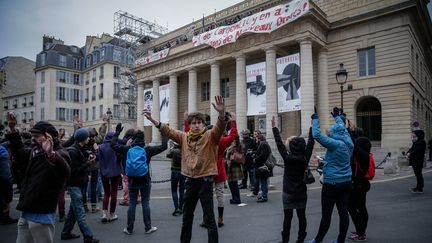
[{"x1": 113, "y1": 10, "x2": 169, "y2": 122}]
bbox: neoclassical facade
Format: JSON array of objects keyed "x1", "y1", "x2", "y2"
[{"x1": 133, "y1": 0, "x2": 432, "y2": 158}]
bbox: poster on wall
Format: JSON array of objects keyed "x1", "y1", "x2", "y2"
[
  {"x1": 159, "y1": 84, "x2": 170, "y2": 123},
  {"x1": 276, "y1": 53, "x2": 301, "y2": 112},
  {"x1": 246, "y1": 62, "x2": 267, "y2": 116},
  {"x1": 143, "y1": 88, "x2": 153, "y2": 126}
]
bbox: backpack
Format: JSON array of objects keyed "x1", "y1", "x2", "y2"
[
  {"x1": 355, "y1": 153, "x2": 375, "y2": 181},
  {"x1": 126, "y1": 146, "x2": 148, "y2": 177}
]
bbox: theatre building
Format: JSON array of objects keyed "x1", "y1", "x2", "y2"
[{"x1": 133, "y1": 0, "x2": 432, "y2": 159}]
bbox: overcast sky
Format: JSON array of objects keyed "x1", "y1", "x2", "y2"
[{"x1": 1, "y1": 0, "x2": 431, "y2": 62}]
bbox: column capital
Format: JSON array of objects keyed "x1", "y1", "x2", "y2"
[
  {"x1": 187, "y1": 67, "x2": 197, "y2": 72},
  {"x1": 210, "y1": 61, "x2": 220, "y2": 67},
  {"x1": 297, "y1": 37, "x2": 313, "y2": 45},
  {"x1": 262, "y1": 45, "x2": 276, "y2": 52},
  {"x1": 234, "y1": 51, "x2": 246, "y2": 59},
  {"x1": 168, "y1": 73, "x2": 178, "y2": 78}
]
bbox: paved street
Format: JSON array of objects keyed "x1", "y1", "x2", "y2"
[{"x1": 1, "y1": 161, "x2": 432, "y2": 243}]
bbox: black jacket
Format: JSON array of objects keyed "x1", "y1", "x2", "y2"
[
  {"x1": 273, "y1": 127, "x2": 314, "y2": 196},
  {"x1": 351, "y1": 136, "x2": 372, "y2": 185},
  {"x1": 111, "y1": 133, "x2": 168, "y2": 185},
  {"x1": 408, "y1": 140, "x2": 426, "y2": 167},
  {"x1": 242, "y1": 136, "x2": 256, "y2": 170},
  {"x1": 254, "y1": 140, "x2": 272, "y2": 178},
  {"x1": 6, "y1": 132, "x2": 70, "y2": 213},
  {"x1": 66, "y1": 142, "x2": 91, "y2": 187}
]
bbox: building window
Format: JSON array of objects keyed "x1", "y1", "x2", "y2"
[
  {"x1": 59, "y1": 55, "x2": 67, "y2": 67},
  {"x1": 85, "y1": 88, "x2": 89, "y2": 102},
  {"x1": 358, "y1": 47, "x2": 375, "y2": 77},
  {"x1": 86, "y1": 108, "x2": 89, "y2": 121},
  {"x1": 41, "y1": 87, "x2": 45, "y2": 103},
  {"x1": 40, "y1": 53, "x2": 46, "y2": 66},
  {"x1": 29, "y1": 96, "x2": 33, "y2": 106},
  {"x1": 22, "y1": 98, "x2": 27, "y2": 107},
  {"x1": 41, "y1": 108, "x2": 45, "y2": 120},
  {"x1": 114, "y1": 66, "x2": 120, "y2": 78},
  {"x1": 58, "y1": 71, "x2": 66, "y2": 83},
  {"x1": 201, "y1": 81, "x2": 210, "y2": 101},
  {"x1": 100, "y1": 48, "x2": 105, "y2": 61},
  {"x1": 100, "y1": 105, "x2": 103, "y2": 118},
  {"x1": 73, "y1": 74, "x2": 80, "y2": 85},
  {"x1": 86, "y1": 55, "x2": 91, "y2": 68},
  {"x1": 128, "y1": 106, "x2": 136, "y2": 119},
  {"x1": 56, "y1": 87, "x2": 66, "y2": 101},
  {"x1": 92, "y1": 86, "x2": 96, "y2": 100},
  {"x1": 221, "y1": 78, "x2": 229, "y2": 98},
  {"x1": 56, "y1": 108, "x2": 66, "y2": 121},
  {"x1": 72, "y1": 109, "x2": 80, "y2": 120},
  {"x1": 113, "y1": 105, "x2": 120, "y2": 118},
  {"x1": 92, "y1": 69, "x2": 96, "y2": 82},
  {"x1": 92, "y1": 106, "x2": 96, "y2": 120},
  {"x1": 93, "y1": 52, "x2": 99, "y2": 65},
  {"x1": 73, "y1": 58, "x2": 80, "y2": 69},
  {"x1": 41, "y1": 71, "x2": 45, "y2": 84},
  {"x1": 3, "y1": 101, "x2": 8, "y2": 109},
  {"x1": 114, "y1": 83, "x2": 120, "y2": 98},
  {"x1": 85, "y1": 72, "x2": 90, "y2": 84},
  {"x1": 30, "y1": 111, "x2": 34, "y2": 120},
  {"x1": 99, "y1": 83, "x2": 104, "y2": 98},
  {"x1": 73, "y1": 89, "x2": 80, "y2": 102},
  {"x1": 113, "y1": 49, "x2": 121, "y2": 62},
  {"x1": 13, "y1": 99, "x2": 17, "y2": 108},
  {"x1": 99, "y1": 66, "x2": 104, "y2": 79}
]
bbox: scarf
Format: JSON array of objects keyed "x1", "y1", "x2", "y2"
[{"x1": 187, "y1": 128, "x2": 206, "y2": 141}]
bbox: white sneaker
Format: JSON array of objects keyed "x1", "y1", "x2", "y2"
[
  {"x1": 145, "y1": 226, "x2": 158, "y2": 234},
  {"x1": 123, "y1": 228, "x2": 133, "y2": 235},
  {"x1": 238, "y1": 203, "x2": 247, "y2": 207},
  {"x1": 109, "y1": 213, "x2": 118, "y2": 222},
  {"x1": 246, "y1": 193, "x2": 258, "y2": 197},
  {"x1": 101, "y1": 210, "x2": 108, "y2": 223}
]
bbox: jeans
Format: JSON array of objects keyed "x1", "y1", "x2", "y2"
[
  {"x1": 171, "y1": 171, "x2": 185, "y2": 210},
  {"x1": 228, "y1": 181, "x2": 241, "y2": 203},
  {"x1": 255, "y1": 177, "x2": 268, "y2": 198},
  {"x1": 127, "y1": 180, "x2": 152, "y2": 232},
  {"x1": 348, "y1": 183, "x2": 370, "y2": 236},
  {"x1": 180, "y1": 178, "x2": 218, "y2": 243},
  {"x1": 62, "y1": 187, "x2": 93, "y2": 239},
  {"x1": 315, "y1": 182, "x2": 352, "y2": 243},
  {"x1": 83, "y1": 170, "x2": 98, "y2": 205},
  {"x1": 17, "y1": 217, "x2": 55, "y2": 243},
  {"x1": 282, "y1": 208, "x2": 307, "y2": 242},
  {"x1": 102, "y1": 176, "x2": 121, "y2": 213},
  {"x1": 412, "y1": 164, "x2": 424, "y2": 191}
]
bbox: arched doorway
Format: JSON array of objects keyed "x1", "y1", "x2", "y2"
[{"x1": 356, "y1": 97, "x2": 382, "y2": 141}]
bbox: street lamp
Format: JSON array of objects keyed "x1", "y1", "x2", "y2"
[
  {"x1": 106, "y1": 108, "x2": 113, "y2": 131},
  {"x1": 336, "y1": 63, "x2": 348, "y2": 109}
]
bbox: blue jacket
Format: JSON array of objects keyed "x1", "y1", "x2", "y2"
[
  {"x1": 98, "y1": 132, "x2": 122, "y2": 178},
  {"x1": 0, "y1": 145, "x2": 12, "y2": 183},
  {"x1": 312, "y1": 116, "x2": 353, "y2": 184}
]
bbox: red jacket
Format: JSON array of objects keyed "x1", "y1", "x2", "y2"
[{"x1": 214, "y1": 121, "x2": 238, "y2": 183}]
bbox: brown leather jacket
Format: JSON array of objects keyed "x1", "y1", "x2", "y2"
[{"x1": 159, "y1": 118, "x2": 227, "y2": 178}]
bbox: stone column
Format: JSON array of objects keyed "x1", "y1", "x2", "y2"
[
  {"x1": 265, "y1": 47, "x2": 277, "y2": 140},
  {"x1": 151, "y1": 79, "x2": 161, "y2": 144},
  {"x1": 300, "y1": 39, "x2": 315, "y2": 136},
  {"x1": 188, "y1": 68, "x2": 198, "y2": 113},
  {"x1": 236, "y1": 55, "x2": 247, "y2": 133},
  {"x1": 169, "y1": 74, "x2": 179, "y2": 129},
  {"x1": 137, "y1": 81, "x2": 145, "y2": 130},
  {"x1": 210, "y1": 62, "x2": 220, "y2": 125},
  {"x1": 318, "y1": 48, "x2": 330, "y2": 132}
]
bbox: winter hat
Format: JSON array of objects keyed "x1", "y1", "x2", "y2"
[
  {"x1": 133, "y1": 130, "x2": 144, "y2": 140},
  {"x1": 413, "y1": 129, "x2": 425, "y2": 141},
  {"x1": 104, "y1": 131, "x2": 115, "y2": 141},
  {"x1": 74, "y1": 128, "x2": 89, "y2": 142},
  {"x1": 289, "y1": 137, "x2": 306, "y2": 155},
  {"x1": 241, "y1": 129, "x2": 251, "y2": 137},
  {"x1": 30, "y1": 121, "x2": 59, "y2": 138}
]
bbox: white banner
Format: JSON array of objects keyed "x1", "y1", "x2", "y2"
[
  {"x1": 143, "y1": 88, "x2": 153, "y2": 126},
  {"x1": 246, "y1": 62, "x2": 266, "y2": 116},
  {"x1": 159, "y1": 84, "x2": 170, "y2": 123},
  {"x1": 135, "y1": 48, "x2": 170, "y2": 66},
  {"x1": 192, "y1": 0, "x2": 309, "y2": 48},
  {"x1": 277, "y1": 53, "x2": 301, "y2": 112}
]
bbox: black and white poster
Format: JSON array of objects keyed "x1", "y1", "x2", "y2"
[
  {"x1": 143, "y1": 88, "x2": 153, "y2": 126},
  {"x1": 246, "y1": 62, "x2": 267, "y2": 116},
  {"x1": 159, "y1": 84, "x2": 170, "y2": 123},
  {"x1": 277, "y1": 53, "x2": 301, "y2": 112}
]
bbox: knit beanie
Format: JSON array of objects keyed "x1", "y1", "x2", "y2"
[{"x1": 74, "y1": 128, "x2": 89, "y2": 142}]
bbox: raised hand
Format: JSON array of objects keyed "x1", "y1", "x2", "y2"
[
  {"x1": 331, "y1": 107, "x2": 340, "y2": 118},
  {"x1": 211, "y1": 95, "x2": 225, "y2": 115},
  {"x1": 115, "y1": 123, "x2": 124, "y2": 134},
  {"x1": 42, "y1": 133, "x2": 54, "y2": 155},
  {"x1": 142, "y1": 108, "x2": 159, "y2": 126},
  {"x1": 7, "y1": 112, "x2": 17, "y2": 131},
  {"x1": 183, "y1": 110, "x2": 188, "y2": 121},
  {"x1": 271, "y1": 116, "x2": 276, "y2": 128}
]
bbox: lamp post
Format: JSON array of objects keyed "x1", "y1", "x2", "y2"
[
  {"x1": 106, "y1": 108, "x2": 113, "y2": 131},
  {"x1": 336, "y1": 63, "x2": 348, "y2": 110}
]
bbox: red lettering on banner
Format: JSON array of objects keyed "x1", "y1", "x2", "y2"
[
  {"x1": 235, "y1": 30, "x2": 243, "y2": 39},
  {"x1": 203, "y1": 32, "x2": 211, "y2": 40},
  {"x1": 274, "y1": 8, "x2": 282, "y2": 16},
  {"x1": 251, "y1": 17, "x2": 258, "y2": 25},
  {"x1": 293, "y1": 9, "x2": 301, "y2": 18},
  {"x1": 259, "y1": 12, "x2": 271, "y2": 20}
]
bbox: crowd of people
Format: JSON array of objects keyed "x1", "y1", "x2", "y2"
[{"x1": 0, "y1": 95, "x2": 427, "y2": 243}]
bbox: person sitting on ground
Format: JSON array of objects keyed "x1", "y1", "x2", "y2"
[
  {"x1": 143, "y1": 95, "x2": 228, "y2": 243},
  {"x1": 272, "y1": 116, "x2": 314, "y2": 243}
]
